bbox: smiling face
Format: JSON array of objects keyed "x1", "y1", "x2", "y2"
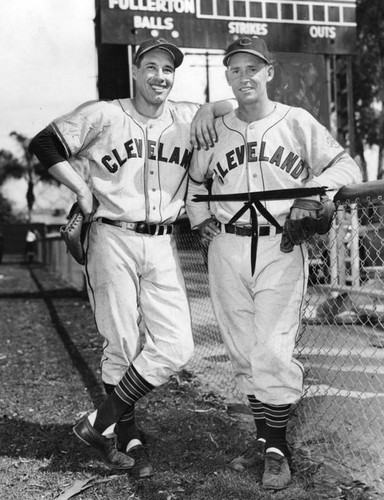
[
  {"x1": 225, "y1": 52, "x2": 274, "y2": 106},
  {"x1": 132, "y1": 48, "x2": 175, "y2": 110}
]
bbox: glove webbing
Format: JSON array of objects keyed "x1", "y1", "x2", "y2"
[{"x1": 193, "y1": 186, "x2": 328, "y2": 276}]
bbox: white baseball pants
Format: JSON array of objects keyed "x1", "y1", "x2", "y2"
[
  {"x1": 84, "y1": 221, "x2": 194, "y2": 387},
  {"x1": 208, "y1": 231, "x2": 307, "y2": 405}
]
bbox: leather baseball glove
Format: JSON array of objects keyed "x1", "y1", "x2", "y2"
[
  {"x1": 280, "y1": 196, "x2": 336, "y2": 253},
  {"x1": 60, "y1": 202, "x2": 88, "y2": 265}
]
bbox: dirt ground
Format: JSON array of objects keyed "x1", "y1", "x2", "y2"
[{"x1": 0, "y1": 257, "x2": 381, "y2": 500}]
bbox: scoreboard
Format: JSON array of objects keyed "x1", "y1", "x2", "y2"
[{"x1": 100, "y1": 0, "x2": 357, "y2": 54}]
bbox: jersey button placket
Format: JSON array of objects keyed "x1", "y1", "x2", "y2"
[
  {"x1": 147, "y1": 168, "x2": 160, "y2": 221},
  {"x1": 147, "y1": 124, "x2": 161, "y2": 222},
  {"x1": 248, "y1": 124, "x2": 259, "y2": 188}
]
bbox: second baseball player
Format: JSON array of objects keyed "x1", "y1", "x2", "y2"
[{"x1": 186, "y1": 36, "x2": 362, "y2": 490}]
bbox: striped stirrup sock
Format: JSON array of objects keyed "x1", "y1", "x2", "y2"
[
  {"x1": 247, "y1": 395, "x2": 268, "y2": 441},
  {"x1": 94, "y1": 365, "x2": 153, "y2": 434},
  {"x1": 115, "y1": 364, "x2": 154, "y2": 406},
  {"x1": 263, "y1": 402, "x2": 291, "y2": 456}
]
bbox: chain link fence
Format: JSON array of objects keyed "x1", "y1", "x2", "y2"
[{"x1": 175, "y1": 197, "x2": 384, "y2": 494}]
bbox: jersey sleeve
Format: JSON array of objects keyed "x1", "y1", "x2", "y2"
[
  {"x1": 50, "y1": 100, "x2": 108, "y2": 157},
  {"x1": 168, "y1": 100, "x2": 200, "y2": 124},
  {"x1": 29, "y1": 126, "x2": 68, "y2": 169},
  {"x1": 186, "y1": 141, "x2": 214, "y2": 228},
  {"x1": 188, "y1": 115, "x2": 221, "y2": 183},
  {"x1": 186, "y1": 177, "x2": 212, "y2": 228},
  {"x1": 189, "y1": 146, "x2": 214, "y2": 184},
  {"x1": 295, "y1": 109, "x2": 362, "y2": 189},
  {"x1": 295, "y1": 110, "x2": 343, "y2": 172}
]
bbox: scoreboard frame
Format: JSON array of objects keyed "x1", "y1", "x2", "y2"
[{"x1": 99, "y1": 0, "x2": 357, "y2": 55}]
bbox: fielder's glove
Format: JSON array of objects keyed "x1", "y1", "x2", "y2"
[
  {"x1": 60, "y1": 202, "x2": 88, "y2": 265},
  {"x1": 280, "y1": 196, "x2": 336, "y2": 253}
]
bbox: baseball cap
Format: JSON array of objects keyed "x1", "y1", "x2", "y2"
[
  {"x1": 133, "y1": 38, "x2": 184, "y2": 68},
  {"x1": 223, "y1": 37, "x2": 270, "y2": 66}
]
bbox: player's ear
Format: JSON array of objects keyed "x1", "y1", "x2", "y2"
[
  {"x1": 266, "y1": 64, "x2": 274, "y2": 83},
  {"x1": 131, "y1": 64, "x2": 138, "y2": 81}
]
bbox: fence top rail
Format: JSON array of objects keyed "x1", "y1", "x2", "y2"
[{"x1": 334, "y1": 180, "x2": 384, "y2": 204}]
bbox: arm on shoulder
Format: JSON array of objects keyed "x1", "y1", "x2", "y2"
[{"x1": 190, "y1": 99, "x2": 236, "y2": 151}]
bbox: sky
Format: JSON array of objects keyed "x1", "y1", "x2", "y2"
[
  {"x1": 0, "y1": 0, "x2": 98, "y2": 153},
  {"x1": 0, "y1": 0, "x2": 96, "y2": 215}
]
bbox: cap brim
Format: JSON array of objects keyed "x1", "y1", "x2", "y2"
[
  {"x1": 223, "y1": 49, "x2": 269, "y2": 66},
  {"x1": 135, "y1": 44, "x2": 184, "y2": 68}
]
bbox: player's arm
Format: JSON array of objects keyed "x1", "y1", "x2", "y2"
[
  {"x1": 186, "y1": 178, "x2": 220, "y2": 244},
  {"x1": 312, "y1": 152, "x2": 362, "y2": 191},
  {"x1": 290, "y1": 154, "x2": 362, "y2": 220},
  {"x1": 291, "y1": 114, "x2": 362, "y2": 220},
  {"x1": 29, "y1": 127, "x2": 93, "y2": 215},
  {"x1": 190, "y1": 99, "x2": 237, "y2": 150}
]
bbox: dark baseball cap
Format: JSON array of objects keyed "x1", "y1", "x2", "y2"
[
  {"x1": 133, "y1": 38, "x2": 184, "y2": 68},
  {"x1": 223, "y1": 37, "x2": 270, "y2": 66}
]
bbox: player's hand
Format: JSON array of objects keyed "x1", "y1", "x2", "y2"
[
  {"x1": 190, "y1": 103, "x2": 217, "y2": 150},
  {"x1": 197, "y1": 218, "x2": 221, "y2": 244},
  {"x1": 290, "y1": 199, "x2": 319, "y2": 220},
  {"x1": 76, "y1": 187, "x2": 94, "y2": 216}
]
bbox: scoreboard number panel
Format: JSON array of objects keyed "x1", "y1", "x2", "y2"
[{"x1": 101, "y1": 0, "x2": 356, "y2": 54}]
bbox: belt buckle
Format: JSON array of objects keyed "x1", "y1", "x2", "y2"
[
  {"x1": 240, "y1": 225, "x2": 252, "y2": 236},
  {"x1": 135, "y1": 222, "x2": 147, "y2": 234}
]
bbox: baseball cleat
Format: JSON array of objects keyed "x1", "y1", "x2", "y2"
[
  {"x1": 229, "y1": 439, "x2": 265, "y2": 472},
  {"x1": 262, "y1": 451, "x2": 291, "y2": 490},
  {"x1": 125, "y1": 444, "x2": 154, "y2": 479},
  {"x1": 73, "y1": 417, "x2": 135, "y2": 470}
]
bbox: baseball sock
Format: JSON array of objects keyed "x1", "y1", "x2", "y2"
[
  {"x1": 103, "y1": 382, "x2": 115, "y2": 395},
  {"x1": 263, "y1": 402, "x2": 291, "y2": 457},
  {"x1": 103, "y1": 382, "x2": 141, "y2": 449},
  {"x1": 247, "y1": 395, "x2": 268, "y2": 442},
  {"x1": 116, "y1": 407, "x2": 143, "y2": 451},
  {"x1": 93, "y1": 365, "x2": 153, "y2": 435}
]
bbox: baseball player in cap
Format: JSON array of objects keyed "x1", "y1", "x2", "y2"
[
  {"x1": 30, "y1": 37, "x2": 235, "y2": 477},
  {"x1": 186, "y1": 36, "x2": 361, "y2": 490}
]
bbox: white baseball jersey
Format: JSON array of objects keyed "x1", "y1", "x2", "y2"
[
  {"x1": 187, "y1": 102, "x2": 362, "y2": 229},
  {"x1": 52, "y1": 98, "x2": 199, "y2": 223}
]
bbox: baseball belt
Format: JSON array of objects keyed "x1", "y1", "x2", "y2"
[
  {"x1": 224, "y1": 224, "x2": 283, "y2": 237},
  {"x1": 99, "y1": 218, "x2": 173, "y2": 235}
]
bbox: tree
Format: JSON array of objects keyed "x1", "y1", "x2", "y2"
[
  {"x1": 353, "y1": 0, "x2": 384, "y2": 179},
  {"x1": 0, "y1": 192, "x2": 22, "y2": 224},
  {"x1": 0, "y1": 131, "x2": 57, "y2": 222}
]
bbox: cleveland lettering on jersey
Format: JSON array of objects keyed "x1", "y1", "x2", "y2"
[
  {"x1": 214, "y1": 141, "x2": 306, "y2": 180},
  {"x1": 101, "y1": 137, "x2": 193, "y2": 173}
]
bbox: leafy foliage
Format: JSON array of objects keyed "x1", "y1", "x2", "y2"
[
  {"x1": 0, "y1": 131, "x2": 57, "y2": 219},
  {"x1": 353, "y1": 0, "x2": 384, "y2": 177},
  {"x1": 0, "y1": 192, "x2": 24, "y2": 224}
]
